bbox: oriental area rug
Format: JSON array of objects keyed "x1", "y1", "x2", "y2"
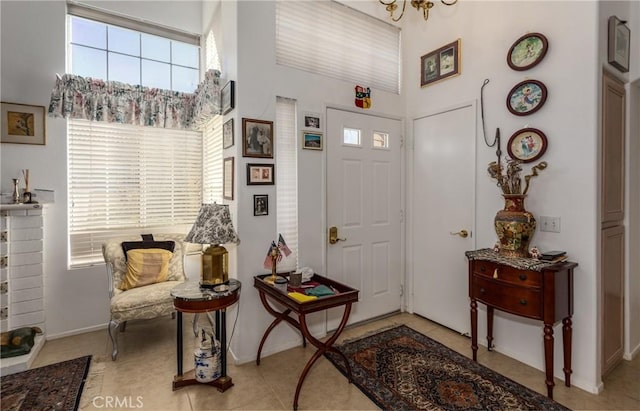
[
  {"x1": 325, "y1": 325, "x2": 569, "y2": 411},
  {"x1": 1, "y1": 355, "x2": 91, "y2": 411}
]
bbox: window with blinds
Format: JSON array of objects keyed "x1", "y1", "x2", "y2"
[
  {"x1": 68, "y1": 120, "x2": 203, "y2": 266},
  {"x1": 275, "y1": 0, "x2": 401, "y2": 94},
  {"x1": 276, "y1": 97, "x2": 298, "y2": 272},
  {"x1": 202, "y1": 115, "x2": 223, "y2": 204}
]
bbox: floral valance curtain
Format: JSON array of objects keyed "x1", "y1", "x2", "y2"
[{"x1": 48, "y1": 69, "x2": 222, "y2": 130}]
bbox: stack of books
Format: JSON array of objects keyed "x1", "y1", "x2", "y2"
[{"x1": 540, "y1": 251, "x2": 568, "y2": 263}]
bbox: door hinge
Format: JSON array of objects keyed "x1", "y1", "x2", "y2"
[
  {"x1": 400, "y1": 210, "x2": 404, "y2": 222},
  {"x1": 400, "y1": 135, "x2": 404, "y2": 147},
  {"x1": 400, "y1": 284, "x2": 404, "y2": 297}
]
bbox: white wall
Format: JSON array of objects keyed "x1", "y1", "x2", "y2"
[
  {"x1": 0, "y1": 0, "x2": 202, "y2": 337},
  {"x1": 402, "y1": 1, "x2": 602, "y2": 392},
  {"x1": 227, "y1": 0, "x2": 406, "y2": 364}
]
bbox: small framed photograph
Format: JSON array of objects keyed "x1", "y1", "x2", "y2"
[
  {"x1": 221, "y1": 80, "x2": 235, "y2": 115},
  {"x1": 223, "y1": 157, "x2": 234, "y2": 200},
  {"x1": 507, "y1": 128, "x2": 548, "y2": 163},
  {"x1": 302, "y1": 131, "x2": 323, "y2": 150},
  {"x1": 303, "y1": 112, "x2": 322, "y2": 130},
  {"x1": 242, "y1": 118, "x2": 274, "y2": 158},
  {"x1": 1, "y1": 102, "x2": 46, "y2": 145},
  {"x1": 253, "y1": 195, "x2": 268, "y2": 216},
  {"x1": 420, "y1": 39, "x2": 461, "y2": 87},
  {"x1": 507, "y1": 32, "x2": 548, "y2": 71},
  {"x1": 247, "y1": 163, "x2": 274, "y2": 185},
  {"x1": 608, "y1": 16, "x2": 630, "y2": 73},
  {"x1": 506, "y1": 80, "x2": 547, "y2": 116},
  {"x1": 223, "y1": 118, "x2": 234, "y2": 149}
]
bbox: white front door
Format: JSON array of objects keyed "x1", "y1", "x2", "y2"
[
  {"x1": 326, "y1": 108, "x2": 402, "y2": 328},
  {"x1": 411, "y1": 103, "x2": 475, "y2": 334}
]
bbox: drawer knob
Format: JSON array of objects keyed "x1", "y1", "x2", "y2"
[
  {"x1": 520, "y1": 299, "x2": 528, "y2": 305},
  {"x1": 480, "y1": 288, "x2": 486, "y2": 294},
  {"x1": 519, "y1": 274, "x2": 527, "y2": 281},
  {"x1": 493, "y1": 269, "x2": 498, "y2": 279},
  {"x1": 480, "y1": 266, "x2": 486, "y2": 272}
]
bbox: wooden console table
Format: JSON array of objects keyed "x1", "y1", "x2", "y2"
[
  {"x1": 254, "y1": 273, "x2": 359, "y2": 410},
  {"x1": 171, "y1": 279, "x2": 241, "y2": 392},
  {"x1": 466, "y1": 249, "x2": 578, "y2": 399}
]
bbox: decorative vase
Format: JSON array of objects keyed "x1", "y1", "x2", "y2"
[
  {"x1": 494, "y1": 194, "x2": 536, "y2": 258},
  {"x1": 11, "y1": 179, "x2": 21, "y2": 204}
]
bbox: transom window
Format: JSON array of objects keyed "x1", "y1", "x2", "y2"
[
  {"x1": 373, "y1": 132, "x2": 389, "y2": 149},
  {"x1": 69, "y1": 16, "x2": 199, "y2": 92}
]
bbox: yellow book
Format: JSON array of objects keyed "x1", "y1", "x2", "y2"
[{"x1": 287, "y1": 292, "x2": 318, "y2": 303}]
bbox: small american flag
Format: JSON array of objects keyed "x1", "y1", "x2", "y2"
[{"x1": 278, "y1": 234, "x2": 292, "y2": 257}]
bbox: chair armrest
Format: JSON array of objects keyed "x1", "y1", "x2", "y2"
[{"x1": 106, "y1": 261, "x2": 116, "y2": 299}]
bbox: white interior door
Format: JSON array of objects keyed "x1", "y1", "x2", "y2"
[
  {"x1": 412, "y1": 103, "x2": 475, "y2": 334},
  {"x1": 326, "y1": 108, "x2": 402, "y2": 329}
]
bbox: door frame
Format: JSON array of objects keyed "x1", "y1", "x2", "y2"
[
  {"x1": 323, "y1": 104, "x2": 407, "y2": 314},
  {"x1": 406, "y1": 100, "x2": 477, "y2": 315}
]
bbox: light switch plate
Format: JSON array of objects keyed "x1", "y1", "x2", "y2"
[{"x1": 539, "y1": 216, "x2": 561, "y2": 233}]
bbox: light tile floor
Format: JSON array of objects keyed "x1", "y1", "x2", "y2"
[{"x1": 32, "y1": 313, "x2": 639, "y2": 410}]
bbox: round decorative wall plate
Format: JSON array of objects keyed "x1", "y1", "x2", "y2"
[
  {"x1": 507, "y1": 32, "x2": 548, "y2": 71},
  {"x1": 507, "y1": 127, "x2": 548, "y2": 163},
  {"x1": 506, "y1": 79, "x2": 547, "y2": 116}
]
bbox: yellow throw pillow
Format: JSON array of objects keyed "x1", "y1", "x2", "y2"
[{"x1": 120, "y1": 248, "x2": 173, "y2": 291}]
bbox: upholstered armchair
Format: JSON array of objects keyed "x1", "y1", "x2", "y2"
[{"x1": 102, "y1": 233, "x2": 190, "y2": 360}]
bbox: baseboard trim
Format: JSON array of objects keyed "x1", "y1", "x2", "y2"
[
  {"x1": 46, "y1": 323, "x2": 108, "y2": 340},
  {"x1": 623, "y1": 342, "x2": 640, "y2": 360}
]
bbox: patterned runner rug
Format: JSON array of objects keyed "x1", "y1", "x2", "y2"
[
  {"x1": 1, "y1": 355, "x2": 91, "y2": 411},
  {"x1": 325, "y1": 325, "x2": 569, "y2": 411}
]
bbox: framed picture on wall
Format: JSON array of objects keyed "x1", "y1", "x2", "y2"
[
  {"x1": 506, "y1": 80, "x2": 547, "y2": 116},
  {"x1": 247, "y1": 163, "x2": 274, "y2": 185},
  {"x1": 221, "y1": 80, "x2": 235, "y2": 115},
  {"x1": 223, "y1": 157, "x2": 234, "y2": 200},
  {"x1": 223, "y1": 118, "x2": 234, "y2": 149},
  {"x1": 1, "y1": 102, "x2": 46, "y2": 145},
  {"x1": 253, "y1": 195, "x2": 268, "y2": 216},
  {"x1": 242, "y1": 118, "x2": 274, "y2": 158},
  {"x1": 507, "y1": 32, "x2": 548, "y2": 71},
  {"x1": 302, "y1": 131, "x2": 323, "y2": 150},
  {"x1": 507, "y1": 128, "x2": 548, "y2": 163},
  {"x1": 420, "y1": 39, "x2": 461, "y2": 87},
  {"x1": 608, "y1": 16, "x2": 630, "y2": 73},
  {"x1": 303, "y1": 112, "x2": 322, "y2": 130}
]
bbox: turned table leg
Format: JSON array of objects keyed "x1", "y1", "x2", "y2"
[
  {"x1": 562, "y1": 317, "x2": 572, "y2": 387},
  {"x1": 543, "y1": 323, "x2": 555, "y2": 399},
  {"x1": 471, "y1": 299, "x2": 478, "y2": 361},
  {"x1": 487, "y1": 306, "x2": 494, "y2": 351}
]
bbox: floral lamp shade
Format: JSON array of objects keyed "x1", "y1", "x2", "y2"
[{"x1": 185, "y1": 203, "x2": 240, "y2": 246}]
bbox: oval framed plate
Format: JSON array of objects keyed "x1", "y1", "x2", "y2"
[
  {"x1": 507, "y1": 128, "x2": 548, "y2": 163},
  {"x1": 507, "y1": 32, "x2": 548, "y2": 71},
  {"x1": 506, "y1": 79, "x2": 547, "y2": 116}
]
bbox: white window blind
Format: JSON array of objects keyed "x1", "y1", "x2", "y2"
[
  {"x1": 202, "y1": 115, "x2": 223, "y2": 204},
  {"x1": 68, "y1": 119, "x2": 202, "y2": 267},
  {"x1": 276, "y1": 97, "x2": 298, "y2": 272},
  {"x1": 205, "y1": 30, "x2": 222, "y2": 72},
  {"x1": 276, "y1": 0, "x2": 401, "y2": 94}
]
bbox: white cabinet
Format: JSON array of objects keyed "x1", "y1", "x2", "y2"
[{"x1": 0, "y1": 204, "x2": 46, "y2": 375}]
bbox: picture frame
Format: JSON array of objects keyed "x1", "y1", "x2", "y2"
[
  {"x1": 1, "y1": 102, "x2": 46, "y2": 145},
  {"x1": 253, "y1": 195, "x2": 268, "y2": 216},
  {"x1": 507, "y1": 32, "x2": 548, "y2": 71},
  {"x1": 506, "y1": 79, "x2": 547, "y2": 116},
  {"x1": 507, "y1": 128, "x2": 548, "y2": 163},
  {"x1": 223, "y1": 157, "x2": 234, "y2": 200},
  {"x1": 608, "y1": 16, "x2": 630, "y2": 73},
  {"x1": 221, "y1": 80, "x2": 235, "y2": 115},
  {"x1": 223, "y1": 118, "x2": 234, "y2": 149},
  {"x1": 420, "y1": 39, "x2": 461, "y2": 88},
  {"x1": 242, "y1": 118, "x2": 274, "y2": 158},
  {"x1": 302, "y1": 131, "x2": 323, "y2": 150},
  {"x1": 247, "y1": 163, "x2": 274, "y2": 185},
  {"x1": 303, "y1": 112, "x2": 322, "y2": 130}
]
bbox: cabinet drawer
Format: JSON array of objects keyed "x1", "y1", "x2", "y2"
[
  {"x1": 472, "y1": 260, "x2": 541, "y2": 287},
  {"x1": 472, "y1": 275, "x2": 543, "y2": 319}
]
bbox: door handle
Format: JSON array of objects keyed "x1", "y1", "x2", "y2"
[
  {"x1": 329, "y1": 226, "x2": 346, "y2": 245},
  {"x1": 449, "y1": 229, "x2": 469, "y2": 238}
]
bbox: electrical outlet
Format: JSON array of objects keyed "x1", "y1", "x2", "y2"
[{"x1": 539, "y1": 216, "x2": 561, "y2": 233}]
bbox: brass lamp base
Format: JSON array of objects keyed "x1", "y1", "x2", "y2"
[{"x1": 200, "y1": 244, "x2": 229, "y2": 288}]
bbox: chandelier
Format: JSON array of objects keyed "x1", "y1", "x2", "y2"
[{"x1": 379, "y1": 0, "x2": 458, "y2": 22}]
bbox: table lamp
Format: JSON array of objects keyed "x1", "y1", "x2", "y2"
[{"x1": 185, "y1": 203, "x2": 240, "y2": 288}]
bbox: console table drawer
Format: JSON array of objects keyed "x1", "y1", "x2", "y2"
[
  {"x1": 472, "y1": 275, "x2": 542, "y2": 319},
  {"x1": 472, "y1": 260, "x2": 541, "y2": 288}
]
